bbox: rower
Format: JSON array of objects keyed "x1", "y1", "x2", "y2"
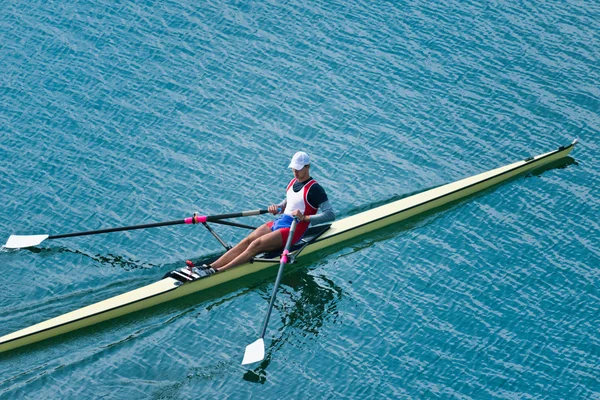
[{"x1": 193, "y1": 151, "x2": 335, "y2": 274}]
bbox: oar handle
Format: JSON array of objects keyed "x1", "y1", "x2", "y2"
[
  {"x1": 259, "y1": 217, "x2": 299, "y2": 339},
  {"x1": 185, "y1": 209, "x2": 269, "y2": 224}
]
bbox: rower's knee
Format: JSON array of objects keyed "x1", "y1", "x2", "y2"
[
  {"x1": 247, "y1": 237, "x2": 268, "y2": 253},
  {"x1": 247, "y1": 238, "x2": 262, "y2": 251}
]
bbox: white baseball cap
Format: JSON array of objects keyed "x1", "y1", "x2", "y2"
[{"x1": 288, "y1": 151, "x2": 310, "y2": 170}]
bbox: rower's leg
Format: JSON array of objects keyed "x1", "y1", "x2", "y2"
[
  {"x1": 217, "y1": 230, "x2": 283, "y2": 272},
  {"x1": 210, "y1": 224, "x2": 272, "y2": 269}
]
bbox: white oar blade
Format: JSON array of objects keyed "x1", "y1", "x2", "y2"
[
  {"x1": 4, "y1": 234, "x2": 49, "y2": 249},
  {"x1": 242, "y1": 338, "x2": 265, "y2": 365}
]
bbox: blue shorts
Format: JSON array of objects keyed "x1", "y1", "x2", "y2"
[
  {"x1": 270, "y1": 214, "x2": 295, "y2": 231},
  {"x1": 266, "y1": 215, "x2": 309, "y2": 245}
]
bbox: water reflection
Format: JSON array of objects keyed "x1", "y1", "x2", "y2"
[
  {"x1": 22, "y1": 245, "x2": 155, "y2": 271},
  {"x1": 243, "y1": 266, "x2": 343, "y2": 383}
]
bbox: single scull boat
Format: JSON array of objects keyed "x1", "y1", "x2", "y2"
[{"x1": 0, "y1": 140, "x2": 578, "y2": 354}]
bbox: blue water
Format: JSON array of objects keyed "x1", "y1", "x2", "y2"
[{"x1": 1, "y1": 0, "x2": 599, "y2": 398}]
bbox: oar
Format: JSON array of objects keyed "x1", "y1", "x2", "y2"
[
  {"x1": 4, "y1": 209, "x2": 269, "y2": 249},
  {"x1": 242, "y1": 217, "x2": 299, "y2": 365}
]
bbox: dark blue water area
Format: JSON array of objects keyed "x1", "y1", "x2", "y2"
[{"x1": 0, "y1": 0, "x2": 598, "y2": 398}]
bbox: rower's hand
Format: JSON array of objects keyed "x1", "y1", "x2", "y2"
[
  {"x1": 291, "y1": 210, "x2": 305, "y2": 222},
  {"x1": 268, "y1": 204, "x2": 281, "y2": 215}
]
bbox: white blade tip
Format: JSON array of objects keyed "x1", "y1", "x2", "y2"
[
  {"x1": 4, "y1": 234, "x2": 49, "y2": 249},
  {"x1": 241, "y1": 338, "x2": 265, "y2": 365}
]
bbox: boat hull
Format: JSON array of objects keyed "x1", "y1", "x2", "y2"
[{"x1": 0, "y1": 141, "x2": 577, "y2": 354}]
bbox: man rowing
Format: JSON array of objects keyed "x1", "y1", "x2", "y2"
[{"x1": 193, "y1": 151, "x2": 335, "y2": 274}]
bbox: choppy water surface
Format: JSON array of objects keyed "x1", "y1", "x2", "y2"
[{"x1": 0, "y1": 0, "x2": 598, "y2": 398}]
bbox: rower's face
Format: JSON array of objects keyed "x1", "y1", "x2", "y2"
[{"x1": 292, "y1": 165, "x2": 310, "y2": 180}]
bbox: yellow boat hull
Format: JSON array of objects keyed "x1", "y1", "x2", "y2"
[{"x1": 0, "y1": 140, "x2": 577, "y2": 354}]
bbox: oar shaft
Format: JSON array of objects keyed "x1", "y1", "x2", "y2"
[
  {"x1": 196, "y1": 209, "x2": 269, "y2": 223},
  {"x1": 209, "y1": 220, "x2": 257, "y2": 230},
  {"x1": 208, "y1": 209, "x2": 269, "y2": 220},
  {"x1": 49, "y1": 219, "x2": 186, "y2": 240},
  {"x1": 48, "y1": 209, "x2": 269, "y2": 240},
  {"x1": 260, "y1": 218, "x2": 298, "y2": 339}
]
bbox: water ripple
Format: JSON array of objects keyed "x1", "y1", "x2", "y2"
[{"x1": 1, "y1": 0, "x2": 599, "y2": 398}]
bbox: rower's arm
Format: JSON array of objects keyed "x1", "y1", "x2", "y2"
[
  {"x1": 305, "y1": 200, "x2": 335, "y2": 225},
  {"x1": 277, "y1": 199, "x2": 287, "y2": 213}
]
